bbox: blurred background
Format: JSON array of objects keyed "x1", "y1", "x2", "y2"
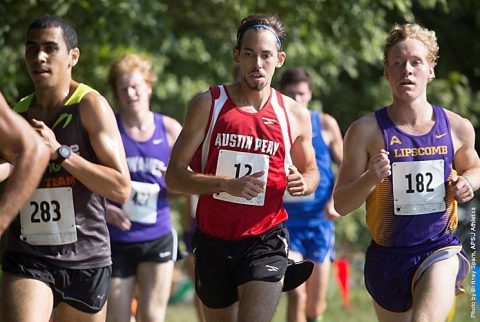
[{"x1": 0, "y1": 0, "x2": 478, "y2": 321}]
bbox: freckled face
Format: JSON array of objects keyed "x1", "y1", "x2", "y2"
[
  {"x1": 384, "y1": 38, "x2": 434, "y2": 101},
  {"x1": 115, "y1": 70, "x2": 152, "y2": 113}
]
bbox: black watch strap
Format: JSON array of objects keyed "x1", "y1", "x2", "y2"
[{"x1": 54, "y1": 145, "x2": 71, "y2": 165}]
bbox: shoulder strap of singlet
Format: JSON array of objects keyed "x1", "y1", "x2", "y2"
[
  {"x1": 13, "y1": 95, "x2": 34, "y2": 113},
  {"x1": 64, "y1": 83, "x2": 98, "y2": 106},
  {"x1": 200, "y1": 85, "x2": 228, "y2": 172},
  {"x1": 13, "y1": 83, "x2": 98, "y2": 113},
  {"x1": 310, "y1": 110, "x2": 320, "y2": 133}
]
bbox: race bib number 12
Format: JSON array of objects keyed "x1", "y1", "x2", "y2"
[{"x1": 213, "y1": 149, "x2": 269, "y2": 206}]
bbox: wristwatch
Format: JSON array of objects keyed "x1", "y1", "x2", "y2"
[{"x1": 55, "y1": 145, "x2": 72, "y2": 165}]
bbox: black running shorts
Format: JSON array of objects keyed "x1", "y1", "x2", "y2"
[
  {"x1": 2, "y1": 251, "x2": 111, "y2": 313},
  {"x1": 193, "y1": 224, "x2": 289, "y2": 308}
]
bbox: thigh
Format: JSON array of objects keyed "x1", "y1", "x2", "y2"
[
  {"x1": 136, "y1": 261, "x2": 174, "y2": 312},
  {"x1": 237, "y1": 280, "x2": 283, "y2": 322},
  {"x1": 288, "y1": 249, "x2": 304, "y2": 262},
  {"x1": 411, "y1": 255, "x2": 459, "y2": 321},
  {"x1": 0, "y1": 272, "x2": 54, "y2": 322},
  {"x1": 54, "y1": 301, "x2": 107, "y2": 322},
  {"x1": 305, "y1": 260, "x2": 331, "y2": 307},
  {"x1": 373, "y1": 300, "x2": 411, "y2": 322},
  {"x1": 202, "y1": 302, "x2": 239, "y2": 322},
  {"x1": 106, "y1": 276, "x2": 136, "y2": 322}
]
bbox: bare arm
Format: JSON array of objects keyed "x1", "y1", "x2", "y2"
[
  {"x1": 320, "y1": 113, "x2": 344, "y2": 219},
  {"x1": 0, "y1": 160, "x2": 13, "y2": 182},
  {"x1": 164, "y1": 115, "x2": 183, "y2": 148},
  {"x1": 285, "y1": 98, "x2": 320, "y2": 196},
  {"x1": 163, "y1": 114, "x2": 186, "y2": 198},
  {"x1": 333, "y1": 115, "x2": 390, "y2": 215},
  {"x1": 321, "y1": 113, "x2": 343, "y2": 165},
  {"x1": 0, "y1": 92, "x2": 50, "y2": 234},
  {"x1": 449, "y1": 112, "x2": 480, "y2": 202},
  {"x1": 71, "y1": 93, "x2": 130, "y2": 203},
  {"x1": 165, "y1": 91, "x2": 265, "y2": 198},
  {"x1": 31, "y1": 92, "x2": 131, "y2": 203}
]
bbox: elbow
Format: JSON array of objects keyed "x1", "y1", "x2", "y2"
[
  {"x1": 118, "y1": 186, "x2": 131, "y2": 204},
  {"x1": 111, "y1": 177, "x2": 131, "y2": 204},
  {"x1": 27, "y1": 141, "x2": 50, "y2": 166},
  {"x1": 165, "y1": 167, "x2": 179, "y2": 192},
  {"x1": 333, "y1": 191, "x2": 350, "y2": 216},
  {"x1": 309, "y1": 168, "x2": 320, "y2": 193}
]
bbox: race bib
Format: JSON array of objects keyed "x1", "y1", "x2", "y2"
[
  {"x1": 392, "y1": 160, "x2": 446, "y2": 215},
  {"x1": 213, "y1": 149, "x2": 269, "y2": 206},
  {"x1": 19, "y1": 187, "x2": 77, "y2": 245},
  {"x1": 123, "y1": 181, "x2": 160, "y2": 224}
]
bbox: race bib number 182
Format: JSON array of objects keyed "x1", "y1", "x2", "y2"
[{"x1": 392, "y1": 160, "x2": 446, "y2": 216}]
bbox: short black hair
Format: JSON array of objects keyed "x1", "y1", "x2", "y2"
[
  {"x1": 27, "y1": 15, "x2": 78, "y2": 50},
  {"x1": 236, "y1": 14, "x2": 286, "y2": 50},
  {"x1": 279, "y1": 67, "x2": 312, "y2": 91}
]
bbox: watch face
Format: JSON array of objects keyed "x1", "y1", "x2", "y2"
[{"x1": 59, "y1": 146, "x2": 71, "y2": 158}]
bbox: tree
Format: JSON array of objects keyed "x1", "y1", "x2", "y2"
[{"x1": 1, "y1": 0, "x2": 478, "y2": 251}]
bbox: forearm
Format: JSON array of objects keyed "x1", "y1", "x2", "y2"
[
  {"x1": 0, "y1": 144, "x2": 49, "y2": 233},
  {"x1": 333, "y1": 170, "x2": 379, "y2": 215},
  {"x1": 302, "y1": 168, "x2": 320, "y2": 195},
  {"x1": 61, "y1": 153, "x2": 130, "y2": 204},
  {"x1": 166, "y1": 166, "x2": 228, "y2": 195},
  {"x1": 461, "y1": 167, "x2": 480, "y2": 192}
]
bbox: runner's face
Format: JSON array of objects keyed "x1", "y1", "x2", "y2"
[
  {"x1": 384, "y1": 38, "x2": 434, "y2": 102},
  {"x1": 116, "y1": 69, "x2": 152, "y2": 113},
  {"x1": 282, "y1": 81, "x2": 312, "y2": 109},
  {"x1": 25, "y1": 27, "x2": 77, "y2": 89},
  {"x1": 234, "y1": 28, "x2": 285, "y2": 91}
]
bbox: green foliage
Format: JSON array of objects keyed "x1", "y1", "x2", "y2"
[{"x1": 1, "y1": 0, "x2": 479, "y2": 252}]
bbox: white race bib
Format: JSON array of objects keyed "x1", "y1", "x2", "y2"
[
  {"x1": 213, "y1": 149, "x2": 269, "y2": 206},
  {"x1": 123, "y1": 181, "x2": 160, "y2": 224},
  {"x1": 19, "y1": 187, "x2": 77, "y2": 245},
  {"x1": 392, "y1": 160, "x2": 446, "y2": 215}
]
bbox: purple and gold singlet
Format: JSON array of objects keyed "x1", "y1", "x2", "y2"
[{"x1": 368, "y1": 105, "x2": 457, "y2": 247}]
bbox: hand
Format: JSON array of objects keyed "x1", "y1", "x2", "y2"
[
  {"x1": 106, "y1": 204, "x2": 132, "y2": 230},
  {"x1": 449, "y1": 175, "x2": 474, "y2": 203},
  {"x1": 286, "y1": 165, "x2": 308, "y2": 196},
  {"x1": 30, "y1": 119, "x2": 61, "y2": 159},
  {"x1": 368, "y1": 149, "x2": 391, "y2": 183},
  {"x1": 226, "y1": 171, "x2": 265, "y2": 200}
]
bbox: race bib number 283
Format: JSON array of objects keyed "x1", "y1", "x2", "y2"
[{"x1": 19, "y1": 187, "x2": 77, "y2": 245}]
